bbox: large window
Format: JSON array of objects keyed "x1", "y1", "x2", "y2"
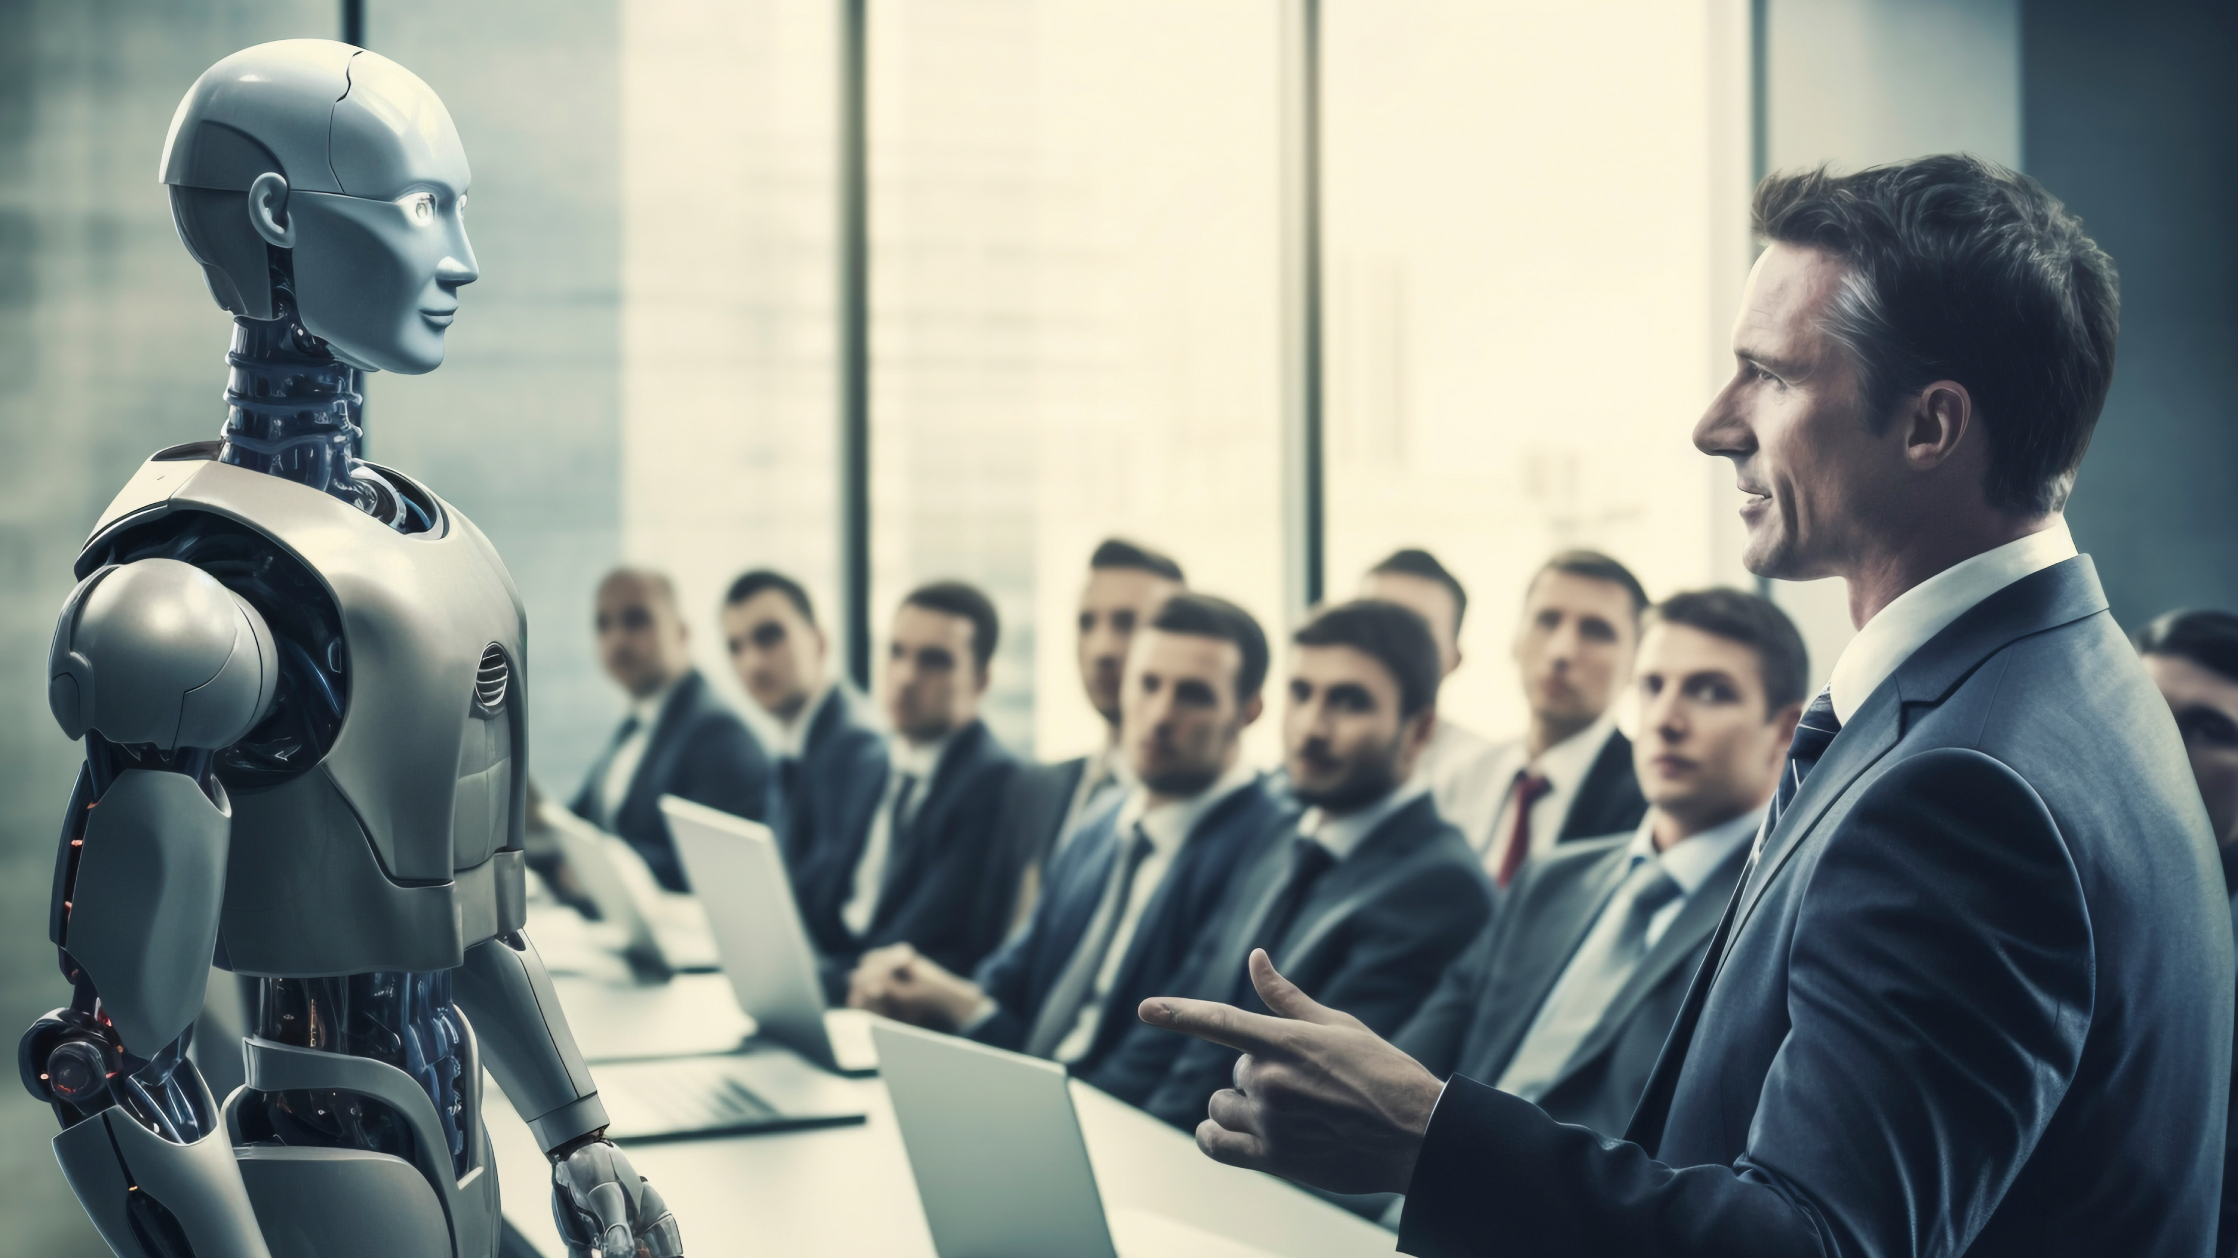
[
  {"x1": 867, "y1": 0, "x2": 1285, "y2": 760},
  {"x1": 1321, "y1": 0, "x2": 1752, "y2": 738}
]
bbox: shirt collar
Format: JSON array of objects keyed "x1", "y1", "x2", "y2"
[
  {"x1": 1532, "y1": 709, "x2": 1618, "y2": 788},
  {"x1": 629, "y1": 674, "x2": 683, "y2": 727},
  {"x1": 1625, "y1": 805, "x2": 1762, "y2": 897},
  {"x1": 1826, "y1": 518, "x2": 2078, "y2": 725},
  {"x1": 1117, "y1": 759, "x2": 1258, "y2": 859},
  {"x1": 889, "y1": 727, "x2": 955, "y2": 780},
  {"x1": 773, "y1": 682, "x2": 834, "y2": 758},
  {"x1": 1299, "y1": 779, "x2": 1430, "y2": 862}
]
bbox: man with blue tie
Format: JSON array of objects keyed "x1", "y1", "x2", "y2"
[
  {"x1": 1136, "y1": 156, "x2": 2231, "y2": 1257},
  {"x1": 844, "y1": 592, "x2": 1279, "y2": 1075},
  {"x1": 571, "y1": 566, "x2": 771, "y2": 892},
  {"x1": 793, "y1": 581, "x2": 1023, "y2": 996},
  {"x1": 720, "y1": 569, "x2": 886, "y2": 884}
]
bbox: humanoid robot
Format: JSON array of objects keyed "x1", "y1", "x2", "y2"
[{"x1": 18, "y1": 40, "x2": 682, "y2": 1258}]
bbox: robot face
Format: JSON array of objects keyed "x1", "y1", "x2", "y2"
[{"x1": 288, "y1": 52, "x2": 479, "y2": 375}]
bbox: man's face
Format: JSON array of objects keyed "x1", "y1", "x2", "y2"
[
  {"x1": 595, "y1": 575, "x2": 691, "y2": 700},
  {"x1": 722, "y1": 590, "x2": 827, "y2": 722},
  {"x1": 1630, "y1": 622, "x2": 1798, "y2": 834},
  {"x1": 1122, "y1": 629, "x2": 1259, "y2": 798},
  {"x1": 1361, "y1": 572, "x2": 1461, "y2": 677},
  {"x1": 1078, "y1": 567, "x2": 1182, "y2": 728},
  {"x1": 1511, "y1": 571, "x2": 1639, "y2": 731},
  {"x1": 1693, "y1": 242, "x2": 1912, "y2": 582},
  {"x1": 2143, "y1": 653, "x2": 2238, "y2": 847},
  {"x1": 884, "y1": 604, "x2": 985, "y2": 744},
  {"x1": 1284, "y1": 644, "x2": 1433, "y2": 812}
]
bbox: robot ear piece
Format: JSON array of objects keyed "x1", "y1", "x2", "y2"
[
  {"x1": 48, "y1": 659, "x2": 93, "y2": 741},
  {"x1": 247, "y1": 171, "x2": 296, "y2": 249}
]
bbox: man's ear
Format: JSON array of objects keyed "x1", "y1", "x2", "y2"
[
  {"x1": 1901, "y1": 379, "x2": 1974, "y2": 472},
  {"x1": 1238, "y1": 692, "x2": 1266, "y2": 728},
  {"x1": 247, "y1": 171, "x2": 295, "y2": 248}
]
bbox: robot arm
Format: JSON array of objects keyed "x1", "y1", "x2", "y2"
[
  {"x1": 457, "y1": 934, "x2": 683, "y2": 1257},
  {"x1": 22, "y1": 558, "x2": 279, "y2": 1258}
]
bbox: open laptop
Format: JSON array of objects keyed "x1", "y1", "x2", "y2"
[
  {"x1": 534, "y1": 800, "x2": 719, "y2": 976},
  {"x1": 874, "y1": 1021, "x2": 1282, "y2": 1258},
  {"x1": 660, "y1": 794, "x2": 881, "y2": 1076}
]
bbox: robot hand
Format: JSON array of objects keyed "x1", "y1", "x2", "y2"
[{"x1": 551, "y1": 1138, "x2": 683, "y2": 1258}]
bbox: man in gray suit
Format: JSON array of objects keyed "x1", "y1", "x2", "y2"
[{"x1": 1394, "y1": 589, "x2": 1803, "y2": 1136}]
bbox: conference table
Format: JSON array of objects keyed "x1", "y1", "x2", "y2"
[{"x1": 492, "y1": 905, "x2": 1399, "y2": 1257}]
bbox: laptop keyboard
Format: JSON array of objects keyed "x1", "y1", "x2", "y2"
[{"x1": 592, "y1": 1049, "x2": 868, "y2": 1140}]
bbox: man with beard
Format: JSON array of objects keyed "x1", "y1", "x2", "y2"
[
  {"x1": 844, "y1": 593, "x2": 1280, "y2": 1076},
  {"x1": 1086, "y1": 600, "x2": 1493, "y2": 1129}
]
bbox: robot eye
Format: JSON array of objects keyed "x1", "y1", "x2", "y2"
[{"x1": 402, "y1": 193, "x2": 436, "y2": 224}]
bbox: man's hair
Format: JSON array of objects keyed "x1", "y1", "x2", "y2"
[
  {"x1": 1295, "y1": 600, "x2": 1443, "y2": 719},
  {"x1": 902, "y1": 580, "x2": 1001, "y2": 674},
  {"x1": 1089, "y1": 538, "x2": 1186, "y2": 584},
  {"x1": 1148, "y1": 592, "x2": 1269, "y2": 701},
  {"x1": 2134, "y1": 609, "x2": 2238, "y2": 687},
  {"x1": 723, "y1": 569, "x2": 815, "y2": 624},
  {"x1": 599, "y1": 566, "x2": 678, "y2": 611},
  {"x1": 1753, "y1": 155, "x2": 2120, "y2": 515},
  {"x1": 1370, "y1": 548, "x2": 1468, "y2": 633},
  {"x1": 1532, "y1": 549, "x2": 1649, "y2": 618},
  {"x1": 1648, "y1": 588, "x2": 1811, "y2": 713}
]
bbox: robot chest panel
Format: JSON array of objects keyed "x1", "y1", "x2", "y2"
[{"x1": 168, "y1": 460, "x2": 528, "y2": 881}]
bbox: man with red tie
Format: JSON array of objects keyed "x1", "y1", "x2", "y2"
[{"x1": 1478, "y1": 552, "x2": 1650, "y2": 889}]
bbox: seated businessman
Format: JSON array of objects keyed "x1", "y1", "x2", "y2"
[
  {"x1": 573, "y1": 566, "x2": 772, "y2": 892},
  {"x1": 845, "y1": 592, "x2": 1281, "y2": 1076},
  {"x1": 1095, "y1": 599, "x2": 1493, "y2": 1129},
  {"x1": 1137, "y1": 156, "x2": 2231, "y2": 1257},
  {"x1": 792, "y1": 581, "x2": 1023, "y2": 996},
  {"x1": 1390, "y1": 588, "x2": 1803, "y2": 1168},
  {"x1": 721, "y1": 569, "x2": 886, "y2": 884}
]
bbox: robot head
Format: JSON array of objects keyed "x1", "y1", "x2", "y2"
[{"x1": 161, "y1": 40, "x2": 478, "y2": 375}]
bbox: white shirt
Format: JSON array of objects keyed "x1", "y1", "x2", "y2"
[
  {"x1": 770, "y1": 682, "x2": 834, "y2": 760},
  {"x1": 597, "y1": 679, "x2": 677, "y2": 827},
  {"x1": 1049, "y1": 760, "x2": 1259, "y2": 1063},
  {"x1": 1052, "y1": 743, "x2": 1135, "y2": 861},
  {"x1": 842, "y1": 732, "x2": 952, "y2": 938},
  {"x1": 1299, "y1": 779, "x2": 1431, "y2": 862},
  {"x1": 1826, "y1": 518, "x2": 2077, "y2": 725},
  {"x1": 1494, "y1": 806, "x2": 1760, "y2": 1099},
  {"x1": 1413, "y1": 718, "x2": 1507, "y2": 854},
  {"x1": 1480, "y1": 711, "x2": 1621, "y2": 877}
]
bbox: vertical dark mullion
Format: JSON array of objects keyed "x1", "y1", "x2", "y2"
[
  {"x1": 840, "y1": 0, "x2": 872, "y2": 691},
  {"x1": 343, "y1": 0, "x2": 365, "y2": 47},
  {"x1": 1281, "y1": 0, "x2": 1326, "y2": 621},
  {"x1": 1749, "y1": 0, "x2": 1772, "y2": 600}
]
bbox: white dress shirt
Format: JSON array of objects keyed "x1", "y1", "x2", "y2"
[
  {"x1": 1052, "y1": 743, "x2": 1136, "y2": 861},
  {"x1": 842, "y1": 732, "x2": 951, "y2": 938},
  {"x1": 1826, "y1": 517, "x2": 2078, "y2": 725},
  {"x1": 1480, "y1": 710, "x2": 1622, "y2": 877},
  {"x1": 1413, "y1": 718, "x2": 1508, "y2": 854},
  {"x1": 1048, "y1": 759, "x2": 1259, "y2": 1063},
  {"x1": 769, "y1": 682, "x2": 835, "y2": 760},
  {"x1": 1299, "y1": 779, "x2": 1431, "y2": 862},
  {"x1": 1494, "y1": 806, "x2": 1761, "y2": 1100},
  {"x1": 597, "y1": 679, "x2": 677, "y2": 828}
]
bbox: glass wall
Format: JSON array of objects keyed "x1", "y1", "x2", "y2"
[
  {"x1": 1320, "y1": 0, "x2": 1752, "y2": 740},
  {"x1": 866, "y1": 0, "x2": 1285, "y2": 761}
]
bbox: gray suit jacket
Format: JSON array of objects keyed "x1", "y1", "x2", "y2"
[{"x1": 1396, "y1": 829, "x2": 1749, "y2": 1136}]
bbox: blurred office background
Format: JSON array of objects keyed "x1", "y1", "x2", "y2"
[{"x1": 1, "y1": 0, "x2": 2230, "y2": 1249}]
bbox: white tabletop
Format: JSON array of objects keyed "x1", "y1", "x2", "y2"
[{"x1": 492, "y1": 916, "x2": 1398, "y2": 1258}]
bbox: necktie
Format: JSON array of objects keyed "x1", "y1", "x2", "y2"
[
  {"x1": 1495, "y1": 855, "x2": 1683, "y2": 1100},
  {"x1": 1024, "y1": 823, "x2": 1157, "y2": 1059},
  {"x1": 1769, "y1": 691, "x2": 1841, "y2": 834},
  {"x1": 769, "y1": 757, "x2": 803, "y2": 851},
  {"x1": 1494, "y1": 771, "x2": 1554, "y2": 889},
  {"x1": 843, "y1": 770, "x2": 919, "y2": 936},
  {"x1": 1233, "y1": 838, "x2": 1338, "y2": 1011},
  {"x1": 881, "y1": 772, "x2": 922, "y2": 879}
]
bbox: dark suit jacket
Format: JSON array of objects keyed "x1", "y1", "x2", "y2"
[
  {"x1": 1556, "y1": 731, "x2": 1648, "y2": 844},
  {"x1": 970, "y1": 777, "x2": 1282, "y2": 1073},
  {"x1": 795, "y1": 719, "x2": 1023, "y2": 994},
  {"x1": 767, "y1": 686, "x2": 888, "y2": 890},
  {"x1": 569, "y1": 669, "x2": 771, "y2": 892},
  {"x1": 1396, "y1": 829, "x2": 1749, "y2": 1136},
  {"x1": 1400, "y1": 557, "x2": 2234, "y2": 1258},
  {"x1": 1093, "y1": 792, "x2": 1493, "y2": 1129}
]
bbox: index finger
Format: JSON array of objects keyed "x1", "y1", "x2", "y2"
[{"x1": 1137, "y1": 995, "x2": 1290, "y2": 1057}]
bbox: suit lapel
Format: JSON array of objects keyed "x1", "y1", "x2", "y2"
[
  {"x1": 1467, "y1": 847, "x2": 1635, "y2": 1080},
  {"x1": 616, "y1": 670, "x2": 701, "y2": 833},
  {"x1": 1559, "y1": 840, "x2": 1749, "y2": 1079},
  {"x1": 1281, "y1": 797, "x2": 1442, "y2": 964},
  {"x1": 1560, "y1": 732, "x2": 1636, "y2": 842}
]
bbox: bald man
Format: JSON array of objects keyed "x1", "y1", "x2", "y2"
[{"x1": 571, "y1": 567, "x2": 772, "y2": 891}]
